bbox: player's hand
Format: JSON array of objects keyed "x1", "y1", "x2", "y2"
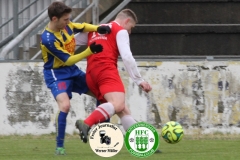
[
  {"x1": 97, "y1": 26, "x2": 111, "y2": 34},
  {"x1": 89, "y1": 42, "x2": 103, "y2": 54},
  {"x1": 139, "y1": 81, "x2": 152, "y2": 93}
]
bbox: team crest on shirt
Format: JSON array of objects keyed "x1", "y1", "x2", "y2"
[{"x1": 64, "y1": 38, "x2": 76, "y2": 54}]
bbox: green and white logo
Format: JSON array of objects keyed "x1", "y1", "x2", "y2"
[{"x1": 125, "y1": 122, "x2": 159, "y2": 158}]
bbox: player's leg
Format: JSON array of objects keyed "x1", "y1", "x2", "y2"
[
  {"x1": 47, "y1": 80, "x2": 73, "y2": 155},
  {"x1": 116, "y1": 106, "x2": 162, "y2": 153},
  {"x1": 75, "y1": 66, "x2": 124, "y2": 143},
  {"x1": 82, "y1": 65, "x2": 126, "y2": 127},
  {"x1": 84, "y1": 89, "x2": 110, "y2": 122},
  {"x1": 116, "y1": 105, "x2": 136, "y2": 131},
  {"x1": 71, "y1": 69, "x2": 108, "y2": 123},
  {"x1": 72, "y1": 69, "x2": 109, "y2": 142},
  {"x1": 75, "y1": 92, "x2": 125, "y2": 143},
  {"x1": 84, "y1": 90, "x2": 110, "y2": 122},
  {"x1": 83, "y1": 92, "x2": 125, "y2": 127},
  {"x1": 96, "y1": 100, "x2": 110, "y2": 122},
  {"x1": 44, "y1": 66, "x2": 81, "y2": 155},
  {"x1": 55, "y1": 92, "x2": 70, "y2": 155}
]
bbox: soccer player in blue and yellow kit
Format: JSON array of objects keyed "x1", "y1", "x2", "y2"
[{"x1": 40, "y1": 1, "x2": 111, "y2": 155}]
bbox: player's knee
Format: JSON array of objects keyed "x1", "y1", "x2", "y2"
[
  {"x1": 113, "y1": 103, "x2": 125, "y2": 113},
  {"x1": 59, "y1": 103, "x2": 71, "y2": 113},
  {"x1": 56, "y1": 92, "x2": 71, "y2": 112}
]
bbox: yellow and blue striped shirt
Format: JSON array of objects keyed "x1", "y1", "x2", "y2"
[{"x1": 41, "y1": 22, "x2": 95, "y2": 69}]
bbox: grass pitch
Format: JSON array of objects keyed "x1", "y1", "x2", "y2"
[{"x1": 0, "y1": 134, "x2": 239, "y2": 160}]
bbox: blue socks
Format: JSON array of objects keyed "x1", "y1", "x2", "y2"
[
  {"x1": 55, "y1": 100, "x2": 107, "y2": 148},
  {"x1": 56, "y1": 111, "x2": 68, "y2": 148}
]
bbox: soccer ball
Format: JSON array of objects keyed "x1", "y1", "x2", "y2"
[{"x1": 161, "y1": 121, "x2": 184, "y2": 144}]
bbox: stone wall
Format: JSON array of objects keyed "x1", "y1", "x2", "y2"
[{"x1": 0, "y1": 61, "x2": 240, "y2": 135}]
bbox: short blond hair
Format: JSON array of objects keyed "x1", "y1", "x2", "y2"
[{"x1": 116, "y1": 9, "x2": 138, "y2": 23}]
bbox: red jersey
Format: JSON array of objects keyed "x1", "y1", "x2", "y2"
[{"x1": 87, "y1": 21, "x2": 123, "y2": 72}]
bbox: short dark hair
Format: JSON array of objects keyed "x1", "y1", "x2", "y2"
[
  {"x1": 48, "y1": 1, "x2": 72, "y2": 20},
  {"x1": 116, "y1": 9, "x2": 138, "y2": 23}
]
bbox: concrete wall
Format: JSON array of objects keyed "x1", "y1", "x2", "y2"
[{"x1": 0, "y1": 61, "x2": 240, "y2": 135}]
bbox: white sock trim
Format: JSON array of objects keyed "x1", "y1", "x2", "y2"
[
  {"x1": 97, "y1": 102, "x2": 115, "y2": 118},
  {"x1": 96, "y1": 107, "x2": 109, "y2": 119}
]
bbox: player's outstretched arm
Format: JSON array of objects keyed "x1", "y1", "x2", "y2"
[
  {"x1": 41, "y1": 36, "x2": 102, "y2": 66},
  {"x1": 116, "y1": 30, "x2": 143, "y2": 85},
  {"x1": 65, "y1": 42, "x2": 103, "y2": 66},
  {"x1": 72, "y1": 22, "x2": 111, "y2": 34},
  {"x1": 83, "y1": 23, "x2": 111, "y2": 34},
  {"x1": 116, "y1": 30, "x2": 152, "y2": 92}
]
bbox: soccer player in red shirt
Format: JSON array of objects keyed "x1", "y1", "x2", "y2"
[{"x1": 75, "y1": 9, "x2": 152, "y2": 143}]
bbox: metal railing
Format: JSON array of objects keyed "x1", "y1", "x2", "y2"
[
  {"x1": 0, "y1": 0, "x2": 86, "y2": 60},
  {"x1": 0, "y1": 0, "x2": 59, "y2": 58},
  {"x1": 0, "y1": 0, "x2": 41, "y2": 58},
  {"x1": 100, "y1": 0, "x2": 131, "y2": 24},
  {"x1": 0, "y1": 0, "x2": 39, "y2": 44},
  {"x1": 0, "y1": 5, "x2": 47, "y2": 49}
]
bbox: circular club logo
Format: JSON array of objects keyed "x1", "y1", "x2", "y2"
[
  {"x1": 125, "y1": 122, "x2": 159, "y2": 158},
  {"x1": 89, "y1": 122, "x2": 124, "y2": 157}
]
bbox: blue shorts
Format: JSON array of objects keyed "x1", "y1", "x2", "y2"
[{"x1": 43, "y1": 65, "x2": 89, "y2": 99}]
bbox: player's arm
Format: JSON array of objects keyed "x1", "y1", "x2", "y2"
[
  {"x1": 42, "y1": 38, "x2": 102, "y2": 66},
  {"x1": 65, "y1": 48, "x2": 92, "y2": 65},
  {"x1": 116, "y1": 30, "x2": 145, "y2": 85},
  {"x1": 71, "y1": 22, "x2": 111, "y2": 34},
  {"x1": 66, "y1": 42, "x2": 102, "y2": 65},
  {"x1": 116, "y1": 30, "x2": 152, "y2": 92}
]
